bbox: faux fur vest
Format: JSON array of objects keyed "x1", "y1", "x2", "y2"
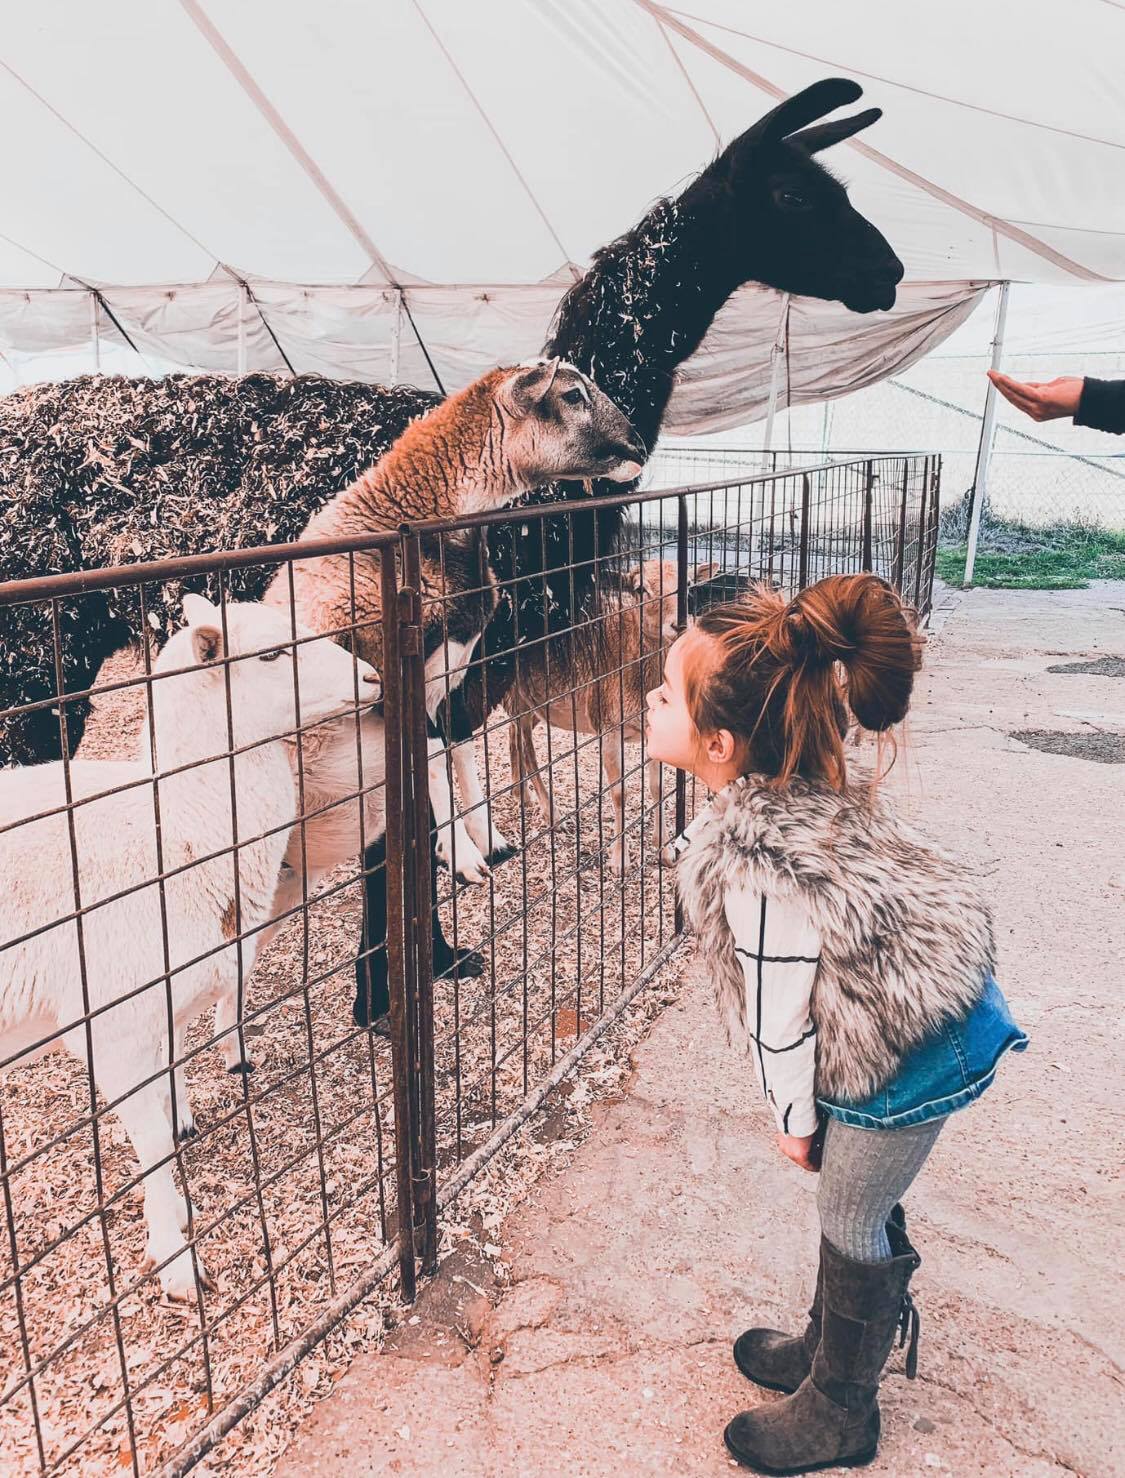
[{"x1": 675, "y1": 775, "x2": 996, "y2": 1102}]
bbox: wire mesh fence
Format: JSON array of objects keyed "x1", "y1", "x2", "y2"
[{"x1": 0, "y1": 454, "x2": 937, "y2": 1473}]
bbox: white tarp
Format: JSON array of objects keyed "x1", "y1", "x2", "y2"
[{"x1": 1, "y1": 1, "x2": 1121, "y2": 419}]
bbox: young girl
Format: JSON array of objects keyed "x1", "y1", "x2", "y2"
[{"x1": 645, "y1": 573, "x2": 1026, "y2": 1475}]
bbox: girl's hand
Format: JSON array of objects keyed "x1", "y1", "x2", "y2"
[{"x1": 776, "y1": 1128, "x2": 822, "y2": 1173}]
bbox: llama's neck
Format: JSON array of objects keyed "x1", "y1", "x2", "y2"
[
  {"x1": 325, "y1": 391, "x2": 520, "y2": 531},
  {"x1": 546, "y1": 188, "x2": 740, "y2": 451}
]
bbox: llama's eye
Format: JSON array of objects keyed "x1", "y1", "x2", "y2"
[
  {"x1": 561, "y1": 387, "x2": 587, "y2": 407},
  {"x1": 777, "y1": 189, "x2": 809, "y2": 210},
  {"x1": 259, "y1": 649, "x2": 283, "y2": 663}
]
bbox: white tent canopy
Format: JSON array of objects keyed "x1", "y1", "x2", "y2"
[{"x1": 2, "y1": 0, "x2": 1122, "y2": 428}]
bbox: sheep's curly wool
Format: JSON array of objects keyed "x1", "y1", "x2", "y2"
[{"x1": 674, "y1": 775, "x2": 996, "y2": 1102}]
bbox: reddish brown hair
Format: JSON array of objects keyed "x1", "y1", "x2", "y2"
[{"x1": 684, "y1": 574, "x2": 921, "y2": 789}]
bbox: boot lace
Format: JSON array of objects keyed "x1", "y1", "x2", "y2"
[{"x1": 898, "y1": 1290, "x2": 920, "y2": 1379}]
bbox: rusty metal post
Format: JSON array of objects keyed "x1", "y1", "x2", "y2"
[
  {"x1": 891, "y1": 459, "x2": 910, "y2": 593},
  {"x1": 401, "y1": 535, "x2": 438, "y2": 1275},
  {"x1": 379, "y1": 545, "x2": 416, "y2": 1303},
  {"x1": 798, "y1": 473, "x2": 811, "y2": 590},
  {"x1": 861, "y1": 459, "x2": 874, "y2": 573},
  {"x1": 914, "y1": 457, "x2": 931, "y2": 612},
  {"x1": 673, "y1": 495, "x2": 688, "y2": 935}
]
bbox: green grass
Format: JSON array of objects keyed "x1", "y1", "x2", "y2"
[{"x1": 937, "y1": 523, "x2": 1125, "y2": 589}]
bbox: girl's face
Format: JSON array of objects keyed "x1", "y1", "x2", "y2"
[{"x1": 645, "y1": 630, "x2": 707, "y2": 773}]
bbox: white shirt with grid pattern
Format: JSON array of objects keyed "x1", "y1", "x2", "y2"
[{"x1": 672, "y1": 785, "x2": 822, "y2": 1138}]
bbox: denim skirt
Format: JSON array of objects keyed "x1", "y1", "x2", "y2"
[{"x1": 817, "y1": 976, "x2": 1028, "y2": 1131}]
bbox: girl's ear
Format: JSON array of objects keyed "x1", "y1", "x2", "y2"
[{"x1": 704, "y1": 728, "x2": 739, "y2": 766}]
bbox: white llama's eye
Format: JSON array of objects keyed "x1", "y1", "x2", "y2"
[{"x1": 258, "y1": 649, "x2": 284, "y2": 662}]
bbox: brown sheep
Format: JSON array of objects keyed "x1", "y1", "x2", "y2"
[
  {"x1": 508, "y1": 560, "x2": 717, "y2": 874},
  {"x1": 256, "y1": 360, "x2": 644, "y2": 999}
]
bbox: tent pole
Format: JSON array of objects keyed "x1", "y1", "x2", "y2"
[
  {"x1": 963, "y1": 280, "x2": 1010, "y2": 587},
  {"x1": 89, "y1": 291, "x2": 101, "y2": 374},
  {"x1": 761, "y1": 293, "x2": 789, "y2": 470},
  {"x1": 390, "y1": 290, "x2": 402, "y2": 385},
  {"x1": 236, "y1": 283, "x2": 247, "y2": 375}
]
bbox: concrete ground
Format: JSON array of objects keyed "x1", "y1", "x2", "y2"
[{"x1": 277, "y1": 583, "x2": 1124, "y2": 1478}]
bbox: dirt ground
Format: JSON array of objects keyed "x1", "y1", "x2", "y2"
[{"x1": 274, "y1": 580, "x2": 1125, "y2": 1478}]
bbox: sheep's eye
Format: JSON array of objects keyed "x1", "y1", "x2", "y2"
[
  {"x1": 561, "y1": 387, "x2": 587, "y2": 407},
  {"x1": 259, "y1": 649, "x2": 284, "y2": 662}
]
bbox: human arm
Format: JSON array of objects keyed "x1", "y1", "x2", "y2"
[
  {"x1": 725, "y1": 888, "x2": 822, "y2": 1143},
  {"x1": 986, "y1": 370, "x2": 1125, "y2": 434}
]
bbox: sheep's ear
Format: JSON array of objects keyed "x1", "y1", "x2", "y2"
[
  {"x1": 182, "y1": 593, "x2": 223, "y2": 664},
  {"x1": 693, "y1": 562, "x2": 721, "y2": 584},
  {"x1": 500, "y1": 357, "x2": 561, "y2": 416},
  {"x1": 191, "y1": 623, "x2": 224, "y2": 665},
  {"x1": 788, "y1": 107, "x2": 882, "y2": 155},
  {"x1": 626, "y1": 567, "x2": 646, "y2": 593}
]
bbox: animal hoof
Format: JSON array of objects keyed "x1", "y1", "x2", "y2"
[
  {"x1": 454, "y1": 862, "x2": 491, "y2": 887},
  {"x1": 436, "y1": 947, "x2": 485, "y2": 980},
  {"x1": 368, "y1": 1013, "x2": 393, "y2": 1039},
  {"x1": 486, "y1": 843, "x2": 518, "y2": 867},
  {"x1": 176, "y1": 1121, "x2": 199, "y2": 1143},
  {"x1": 227, "y1": 1058, "x2": 255, "y2": 1075}
]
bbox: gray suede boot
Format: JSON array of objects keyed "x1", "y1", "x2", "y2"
[
  {"x1": 732, "y1": 1205, "x2": 913, "y2": 1396},
  {"x1": 724, "y1": 1224, "x2": 921, "y2": 1474}
]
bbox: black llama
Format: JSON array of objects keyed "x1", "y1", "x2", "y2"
[{"x1": 353, "y1": 76, "x2": 904, "y2": 1022}]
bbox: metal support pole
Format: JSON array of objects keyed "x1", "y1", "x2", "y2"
[
  {"x1": 389, "y1": 291, "x2": 403, "y2": 385},
  {"x1": 673, "y1": 495, "x2": 688, "y2": 936},
  {"x1": 914, "y1": 457, "x2": 930, "y2": 612},
  {"x1": 760, "y1": 293, "x2": 790, "y2": 469},
  {"x1": 964, "y1": 281, "x2": 1010, "y2": 587},
  {"x1": 401, "y1": 536, "x2": 437, "y2": 1275},
  {"x1": 891, "y1": 459, "x2": 910, "y2": 593},
  {"x1": 798, "y1": 473, "x2": 811, "y2": 590},
  {"x1": 861, "y1": 460, "x2": 875, "y2": 573},
  {"x1": 378, "y1": 546, "x2": 416, "y2": 1303},
  {"x1": 89, "y1": 292, "x2": 101, "y2": 374},
  {"x1": 236, "y1": 283, "x2": 248, "y2": 376}
]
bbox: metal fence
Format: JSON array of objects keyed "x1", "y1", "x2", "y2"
[{"x1": 0, "y1": 454, "x2": 939, "y2": 1474}]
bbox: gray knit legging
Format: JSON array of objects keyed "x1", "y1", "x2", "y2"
[{"x1": 816, "y1": 1117, "x2": 945, "y2": 1263}]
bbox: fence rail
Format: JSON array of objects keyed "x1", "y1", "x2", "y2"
[{"x1": 0, "y1": 454, "x2": 939, "y2": 1473}]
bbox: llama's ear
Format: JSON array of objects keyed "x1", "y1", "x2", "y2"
[
  {"x1": 626, "y1": 566, "x2": 646, "y2": 593},
  {"x1": 788, "y1": 107, "x2": 882, "y2": 155},
  {"x1": 749, "y1": 78, "x2": 864, "y2": 146},
  {"x1": 500, "y1": 357, "x2": 562, "y2": 415}
]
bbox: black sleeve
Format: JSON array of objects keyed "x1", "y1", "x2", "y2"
[{"x1": 1075, "y1": 377, "x2": 1125, "y2": 435}]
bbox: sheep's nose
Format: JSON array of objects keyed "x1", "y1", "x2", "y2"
[{"x1": 362, "y1": 671, "x2": 379, "y2": 684}]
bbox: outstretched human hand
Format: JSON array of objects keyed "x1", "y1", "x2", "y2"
[{"x1": 987, "y1": 370, "x2": 1084, "y2": 423}]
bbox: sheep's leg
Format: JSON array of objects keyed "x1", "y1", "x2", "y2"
[
  {"x1": 96, "y1": 1049, "x2": 204, "y2": 1299},
  {"x1": 451, "y1": 738, "x2": 515, "y2": 866},
  {"x1": 428, "y1": 729, "x2": 489, "y2": 886},
  {"x1": 603, "y1": 733, "x2": 629, "y2": 874},
  {"x1": 170, "y1": 1021, "x2": 196, "y2": 1142},
  {"x1": 214, "y1": 984, "x2": 254, "y2": 1076},
  {"x1": 646, "y1": 757, "x2": 666, "y2": 856},
  {"x1": 524, "y1": 717, "x2": 557, "y2": 830}
]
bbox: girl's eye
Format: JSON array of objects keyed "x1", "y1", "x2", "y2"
[{"x1": 259, "y1": 649, "x2": 283, "y2": 663}]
